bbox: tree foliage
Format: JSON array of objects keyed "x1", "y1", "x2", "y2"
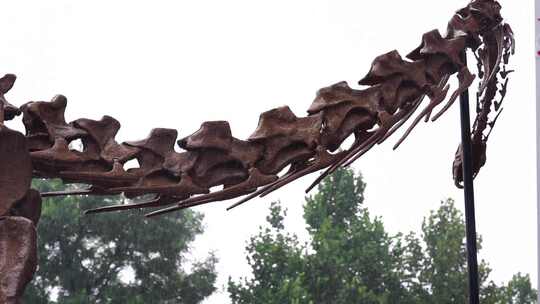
[
  {"x1": 24, "y1": 179, "x2": 217, "y2": 304},
  {"x1": 228, "y1": 168, "x2": 536, "y2": 303}
]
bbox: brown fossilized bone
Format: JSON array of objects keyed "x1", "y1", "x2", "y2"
[
  {"x1": 2, "y1": 0, "x2": 513, "y2": 219},
  {"x1": 0, "y1": 216, "x2": 38, "y2": 304},
  {"x1": 0, "y1": 0, "x2": 514, "y2": 300}
]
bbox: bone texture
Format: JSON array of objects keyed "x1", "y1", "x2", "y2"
[{"x1": 0, "y1": 0, "x2": 514, "y2": 219}]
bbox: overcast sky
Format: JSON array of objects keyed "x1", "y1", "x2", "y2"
[{"x1": 1, "y1": 1, "x2": 535, "y2": 303}]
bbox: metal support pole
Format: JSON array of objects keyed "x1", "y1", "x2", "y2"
[{"x1": 459, "y1": 51, "x2": 480, "y2": 304}]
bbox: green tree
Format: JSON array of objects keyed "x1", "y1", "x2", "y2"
[
  {"x1": 228, "y1": 168, "x2": 537, "y2": 303},
  {"x1": 404, "y1": 198, "x2": 502, "y2": 304},
  {"x1": 228, "y1": 202, "x2": 308, "y2": 304},
  {"x1": 302, "y1": 169, "x2": 407, "y2": 303},
  {"x1": 228, "y1": 169, "x2": 411, "y2": 303},
  {"x1": 500, "y1": 273, "x2": 538, "y2": 304},
  {"x1": 24, "y1": 179, "x2": 217, "y2": 304}
]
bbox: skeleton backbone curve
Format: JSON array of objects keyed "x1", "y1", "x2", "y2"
[
  {"x1": 0, "y1": 1, "x2": 514, "y2": 301},
  {"x1": 1, "y1": 0, "x2": 514, "y2": 218}
]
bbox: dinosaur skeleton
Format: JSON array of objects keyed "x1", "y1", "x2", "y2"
[{"x1": 0, "y1": 1, "x2": 514, "y2": 302}]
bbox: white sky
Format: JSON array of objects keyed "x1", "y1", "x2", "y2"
[{"x1": 1, "y1": 1, "x2": 535, "y2": 303}]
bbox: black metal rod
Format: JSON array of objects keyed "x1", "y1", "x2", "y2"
[{"x1": 459, "y1": 51, "x2": 480, "y2": 304}]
